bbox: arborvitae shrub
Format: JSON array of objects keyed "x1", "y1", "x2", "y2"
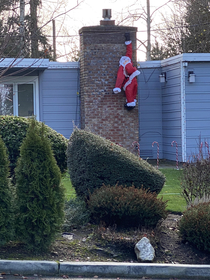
[
  {"x1": 0, "y1": 115, "x2": 67, "y2": 176},
  {"x1": 15, "y1": 119, "x2": 65, "y2": 251},
  {"x1": 0, "y1": 135, "x2": 13, "y2": 245},
  {"x1": 67, "y1": 129, "x2": 165, "y2": 200},
  {"x1": 179, "y1": 202, "x2": 210, "y2": 252},
  {"x1": 88, "y1": 184, "x2": 167, "y2": 228}
]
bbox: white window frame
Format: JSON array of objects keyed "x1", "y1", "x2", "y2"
[{"x1": 0, "y1": 76, "x2": 39, "y2": 121}]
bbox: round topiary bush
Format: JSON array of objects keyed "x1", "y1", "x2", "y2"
[
  {"x1": 88, "y1": 184, "x2": 167, "y2": 228},
  {"x1": 179, "y1": 202, "x2": 210, "y2": 252},
  {"x1": 0, "y1": 116, "x2": 67, "y2": 176},
  {"x1": 67, "y1": 129, "x2": 165, "y2": 200},
  {"x1": 15, "y1": 119, "x2": 65, "y2": 251}
]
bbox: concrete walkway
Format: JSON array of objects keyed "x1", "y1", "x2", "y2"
[{"x1": 1, "y1": 260, "x2": 210, "y2": 279}]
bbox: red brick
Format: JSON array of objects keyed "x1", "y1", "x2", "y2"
[{"x1": 79, "y1": 24, "x2": 139, "y2": 152}]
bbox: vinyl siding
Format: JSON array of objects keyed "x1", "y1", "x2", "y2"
[
  {"x1": 161, "y1": 62, "x2": 182, "y2": 161},
  {"x1": 138, "y1": 65, "x2": 163, "y2": 159},
  {"x1": 185, "y1": 62, "x2": 210, "y2": 159},
  {"x1": 39, "y1": 68, "x2": 80, "y2": 139}
]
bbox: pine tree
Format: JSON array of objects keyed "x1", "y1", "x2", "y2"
[
  {"x1": 0, "y1": 135, "x2": 13, "y2": 246},
  {"x1": 184, "y1": 0, "x2": 210, "y2": 53},
  {"x1": 15, "y1": 119, "x2": 65, "y2": 251}
]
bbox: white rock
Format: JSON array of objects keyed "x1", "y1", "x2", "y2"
[{"x1": 134, "y1": 237, "x2": 155, "y2": 261}]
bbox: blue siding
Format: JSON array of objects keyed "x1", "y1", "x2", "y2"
[
  {"x1": 138, "y1": 66, "x2": 163, "y2": 159},
  {"x1": 161, "y1": 62, "x2": 182, "y2": 161},
  {"x1": 39, "y1": 68, "x2": 80, "y2": 139},
  {"x1": 185, "y1": 62, "x2": 210, "y2": 160}
]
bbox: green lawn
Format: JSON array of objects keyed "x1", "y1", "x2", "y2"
[
  {"x1": 62, "y1": 168, "x2": 187, "y2": 213},
  {"x1": 61, "y1": 172, "x2": 76, "y2": 200},
  {"x1": 158, "y1": 168, "x2": 187, "y2": 213}
]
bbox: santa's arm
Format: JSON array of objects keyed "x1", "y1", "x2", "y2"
[{"x1": 124, "y1": 32, "x2": 132, "y2": 60}]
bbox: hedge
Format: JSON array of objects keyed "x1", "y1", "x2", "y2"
[
  {"x1": 67, "y1": 129, "x2": 165, "y2": 200},
  {"x1": 0, "y1": 115, "x2": 68, "y2": 176}
]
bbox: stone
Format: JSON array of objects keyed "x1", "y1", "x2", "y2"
[{"x1": 134, "y1": 237, "x2": 155, "y2": 261}]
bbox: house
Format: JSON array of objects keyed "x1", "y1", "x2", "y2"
[
  {"x1": 0, "y1": 58, "x2": 80, "y2": 139},
  {"x1": 1, "y1": 40, "x2": 210, "y2": 163},
  {"x1": 138, "y1": 53, "x2": 210, "y2": 162}
]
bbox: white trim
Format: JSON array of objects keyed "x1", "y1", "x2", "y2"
[
  {"x1": 137, "y1": 61, "x2": 161, "y2": 69},
  {"x1": 125, "y1": 41, "x2": 132, "y2": 45},
  {"x1": 181, "y1": 61, "x2": 187, "y2": 162},
  {"x1": 0, "y1": 76, "x2": 39, "y2": 121},
  {"x1": 138, "y1": 53, "x2": 210, "y2": 70},
  {"x1": 48, "y1": 61, "x2": 80, "y2": 69},
  {"x1": 113, "y1": 87, "x2": 121, "y2": 94},
  {"x1": 119, "y1": 56, "x2": 131, "y2": 67},
  {"x1": 127, "y1": 101, "x2": 136, "y2": 106},
  {"x1": 123, "y1": 70, "x2": 140, "y2": 90}
]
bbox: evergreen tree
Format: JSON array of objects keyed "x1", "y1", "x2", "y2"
[
  {"x1": 151, "y1": 0, "x2": 210, "y2": 59},
  {"x1": 0, "y1": 0, "x2": 53, "y2": 59},
  {"x1": 184, "y1": 0, "x2": 210, "y2": 53},
  {"x1": 15, "y1": 119, "x2": 65, "y2": 251},
  {"x1": 0, "y1": 135, "x2": 13, "y2": 246}
]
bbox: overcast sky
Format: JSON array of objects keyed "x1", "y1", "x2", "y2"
[{"x1": 53, "y1": 0, "x2": 173, "y2": 61}]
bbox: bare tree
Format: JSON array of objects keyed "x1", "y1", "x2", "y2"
[
  {"x1": 115, "y1": 0, "x2": 174, "y2": 60},
  {"x1": 151, "y1": 0, "x2": 210, "y2": 60},
  {"x1": 150, "y1": 0, "x2": 186, "y2": 60}
]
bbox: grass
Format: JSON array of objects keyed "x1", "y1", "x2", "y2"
[
  {"x1": 158, "y1": 168, "x2": 187, "y2": 213},
  {"x1": 61, "y1": 172, "x2": 76, "y2": 200},
  {"x1": 62, "y1": 168, "x2": 187, "y2": 214}
]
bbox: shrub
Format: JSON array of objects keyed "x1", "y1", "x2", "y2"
[
  {"x1": 0, "y1": 115, "x2": 67, "y2": 176},
  {"x1": 181, "y1": 157, "x2": 210, "y2": 206},
  {"x1": 63, "y1": 197, "x2": 90, "y2": 231},
  {"x1": 179, "y1": 202, "x2": 210, "y2": 252},
  {"x1": 67, "y1": 129, "x2": 165, "y2": 200},
  {"x1": 0, "y1": 135, "x2": 13, "y2": 245},
  {"x1": 15, "y1": 119, "x2": 65, "y2": 251},
  {"x1": 88, "y1": 184, "x2": 167, "y2": 228}
]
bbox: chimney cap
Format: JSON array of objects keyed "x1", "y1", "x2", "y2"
[{"x1": 102, "y1": 9, "x2": 112, "y2": 20}]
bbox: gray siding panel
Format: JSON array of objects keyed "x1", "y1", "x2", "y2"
[
  {"x1": 138, "y1": 67, "x2": 163, "y2": 159},
  {"x1": 161, "y1": 62, "x2": 182, "y2": 161},
  {"x1": 39, "y1": 68, "x2": 80, "y2": 139},
  {"x1": 185, "y1": 62, "x2": 210, "y2": 159}
]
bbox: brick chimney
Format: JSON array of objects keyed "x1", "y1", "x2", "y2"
[{"x1": 79, "y1": 10, "x2": 139, "y2": 151}]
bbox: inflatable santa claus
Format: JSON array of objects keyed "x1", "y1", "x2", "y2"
[{"x1": 113, "y1": 32, "x2": 140, "y2": 110}]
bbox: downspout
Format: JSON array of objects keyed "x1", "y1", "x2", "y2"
[{"x1": 181, "y1": 61, "x2": 187, "y2": 162}]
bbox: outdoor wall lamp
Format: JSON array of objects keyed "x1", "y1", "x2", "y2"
[
  {"x1": 159, "y1": 72, "x2": 166, "y2": 83},
  {"x1": 188, "y1": 71, "x2": 196, "y2": 83}
]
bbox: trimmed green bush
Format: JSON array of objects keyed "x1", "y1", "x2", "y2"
[
  {"x1": 63, "y1": 197, "x2": 90, "y2": 231},
  {"x1": 88, "y1": 184, "x2": 167, "y2": 228},
  {"x1": 67, "y1": 129, "x2": 165, "y2": 200},
  {"x1": 0, "y1": 115, "x2": 67, "y2": 176},
  {"x1": 179, "y1": 202, "x2": 210, "y2": 252},
  {"x1": 0, "y1": 135, "x2": 13, "y2": 245},
  {"x1": 15, "y1": 119, "x2": 65, "y2": 251}
]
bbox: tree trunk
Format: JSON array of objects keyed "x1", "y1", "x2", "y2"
[
  {"x1": 19, "y1": 0, "x2": 25, "y2": 57},
  {"x1": 30, "y1": 0, "x2": 39, "y2": 57}
]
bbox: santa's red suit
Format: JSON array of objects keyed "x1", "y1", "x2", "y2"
[{"x1": 113, "y1": 41, "x2": 140, "y2": 108}]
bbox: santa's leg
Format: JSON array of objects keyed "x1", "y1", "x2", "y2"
[{"x1": 124, "y1": 81, "x2": 136, "y2": 109}]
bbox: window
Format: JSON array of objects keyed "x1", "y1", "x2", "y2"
[{"x1": 0, "y1": 76, "x2": 39, "y2": 120}]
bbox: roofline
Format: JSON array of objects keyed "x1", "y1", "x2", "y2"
[
  {"x1": 138, "y1": 53, "x2": 210, "y2": 69},
  {"x1": 48, "y1": 61, "x2": 79, "y2": 69},
  {"x1": 0, "y1": 58, "x2": 80, "y2": 70},
  {"x1": 0, "y1": 58, "x2": 49, "y2": 69}
]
